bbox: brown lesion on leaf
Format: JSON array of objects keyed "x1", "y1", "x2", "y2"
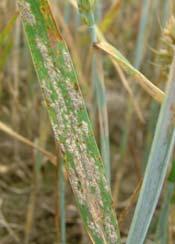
[
  {"x1": 48, "y1": 29, "x2": 62, "y2": 48},
  {"x1": 40, "y1": 0, "x2": 63, "y2": 48}
]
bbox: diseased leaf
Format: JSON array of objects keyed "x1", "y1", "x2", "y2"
[{"x1": 17, "y1": 0, "x2": 121, "y2": 243}]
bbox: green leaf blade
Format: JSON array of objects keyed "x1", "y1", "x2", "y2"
[
  {"x1": 127, "y1": 54, "x2": 175, "y2": 244},
  {"x1": 18, "y1": 0, "x2": 121, "y2": 243}
]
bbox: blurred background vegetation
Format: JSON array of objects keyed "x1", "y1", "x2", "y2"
[{"x1": 0, "y1": 0, "x2": 175, "y2": 243}]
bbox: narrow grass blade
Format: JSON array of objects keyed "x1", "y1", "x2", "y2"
[
  {"x1": 99, "y1": 0, "x2": 121, "y2": 33},
  {"x1": 142, "y1": 102, "x2": 159, "y2": 170},
  {"x1": 0, "y1": 13, "x2": 18, "y2": 46},
  {"x1": 95, "y1": 41, "x2": 165, "y2": 103},
  {"x1": 155, "y1": 184, "x2": 173, "y2": 243},
  {"x1": 18, "y1": 0, "x2": 121, "y2": 243},
  {"x1": 134, "y1": 0, "x2": 151, "y2": 69},
  {"x1": 0, "y1": 40, "x2": 13, "y2": 72},
  {"x1": 156, "y1": 159, "x2": 175, "y2": 244},
  {"x1": 0, "y1": 13, "x2": 18, "y2": 73},
  {"x1": 127, "y1": 53, "x2": 175, "y2": 244}
]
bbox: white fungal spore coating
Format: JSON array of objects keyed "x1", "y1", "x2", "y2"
[
  {"x1": 63, "y1": 50, "x2": 72, "y2": 72},
  {"x1": 81, "y1": 120, "x2": 89, "y2": 136},
  {"x1": 35, "y1": 37, "x2": 118, "y2": 242},
  {"x1": 88, "y1": 221, "x2": 104, "y2": 240},
  {"x1": 104, "y1": 216, "x2": 119, "y2": 244},
  {"x1": 18, "y1": 1, "x2": 36, "y2": 25},
  {"x1": 66, "y1": 81, "x2": 84, "y2": 110}
]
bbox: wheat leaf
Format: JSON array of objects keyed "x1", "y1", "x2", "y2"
[
  {"x1": 17, "y1": 0, "x2": 121, "y2": 243},
  {"x1": 127, "y1": 53, "x2": 175, "y2": 244}
]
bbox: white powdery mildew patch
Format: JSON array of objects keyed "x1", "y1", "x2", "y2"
[
  {"x1": 63, "y1": 49, "x2": 72, "y2": 72},
  {"x1": 81, "y1": 120, "x2": 89, "y2": 136},
  {"x1": 36, "y1": 37, "x2": 116, "y2": 240},
  {"x1": 61, "y1": 72, "x2": 110, "y2": 235},
  {"x1": 51, "y1": 100, "x2": 66, "y2": 133},
  {"x1": 52, "y1": 75, "x2": 100, "y2": 197},
  {"x1": 36, "y1": 38, "x2": 59, "y2": 82},
  {"x1": 62, "y1": 79, "x2": 103, "y2": 197},
  {"x1": 18, "y1": 1, "x2": 36, "y2": 25},
  {"x1": 66, "y1": 80, "x2": 84, "y2": 110},
  {"x1": 66, "y1": 137, "x2": 78, "y2": 154},
  {"x1": 69, "y1": 168, "x2": 86, "y2": 205},
  {"x1": 51, "y1": 117, "x2": 64, "y2": 141},
  {"x1": 37, "y1": 37, "x2": 90, "y2": 188},
  {"x1": 36, "y1": 38, "x2": 68, "y2": 132},
  {"x1": 104, "y1": 216, "x2": 119, "y2": 243},
  {"x1": 102, "y1": 174, "x2": 110, "y2": 192},
  {"x1": 59, "y1": 67, "x2": 103, "y2": 195},
  {"x1": 88, "y1": 221, "x2": 103, "y2": 240}
]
